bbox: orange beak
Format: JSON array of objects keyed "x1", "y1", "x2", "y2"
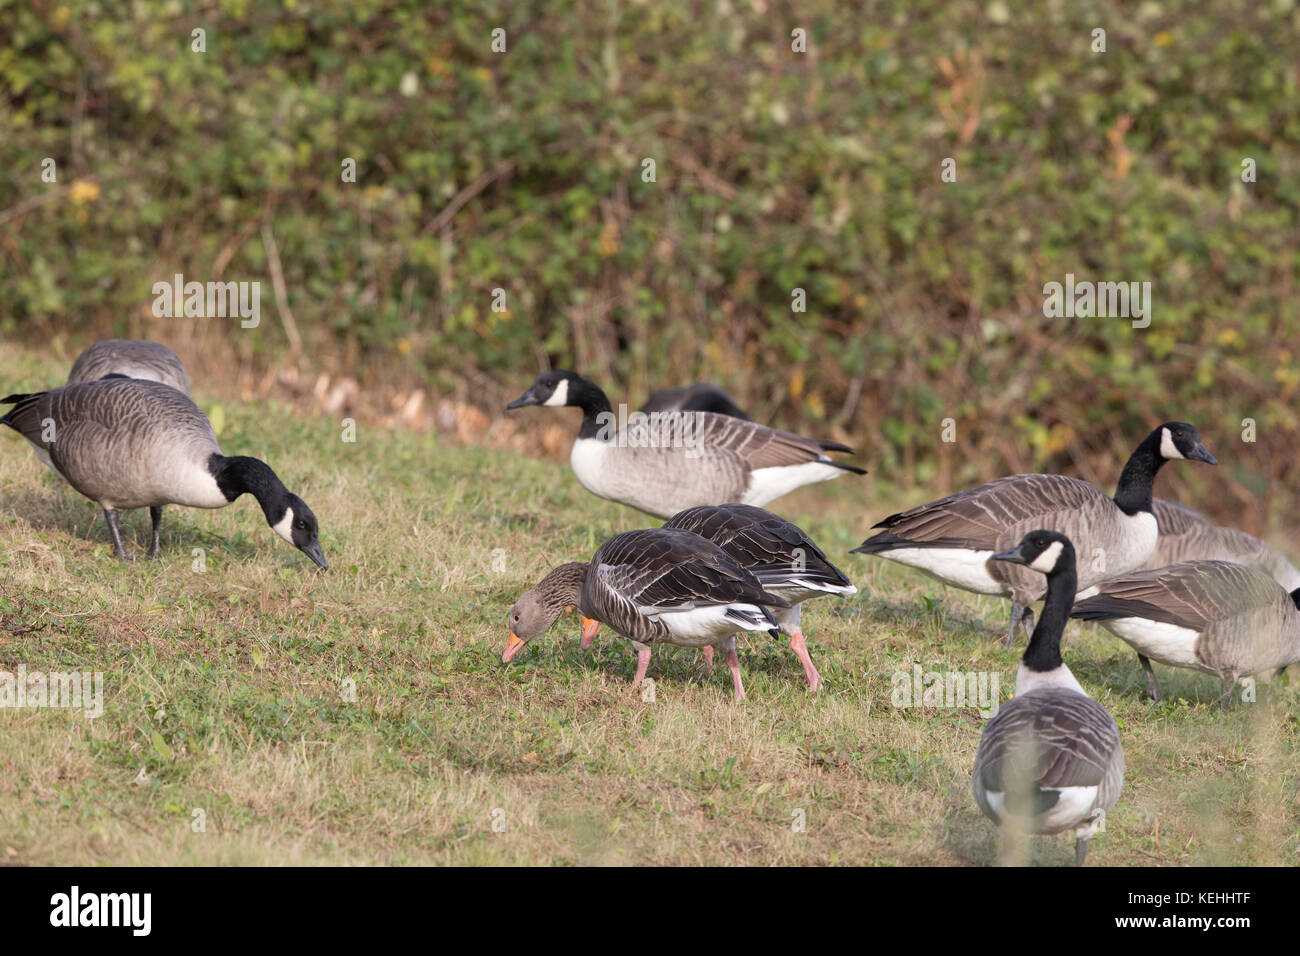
[
  {"x1": 502, "y1": 631, "x2": 526, "y2": 663},
  {"x1": 580, "y1": 615, "x2": 600, "y2": 649}
]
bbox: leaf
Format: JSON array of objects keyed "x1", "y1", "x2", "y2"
[{"x1": 151, "y1": 731, "x2": 173, "y2": 762}]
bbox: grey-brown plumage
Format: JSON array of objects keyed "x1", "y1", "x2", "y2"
[
  {"x1": 1071, "y1": 560, "x2": 1300, "y2": 707},
  {"x1": 662, "y1": 504, "x2": 856, "y2": 689},
  {"x1": 641, "y1": 383, "x2": 749, "y2": 420},
  {"x1": 502, "y1": 528, "x2": 788, "y2": 699},
  {"x1": 972, "y1": 692, "x2": 1125, "y2": 850},
  {"x1": 971, "y1": 530, "x2": 1125, "y2": 865},
  {"x1": 1, "y1": 378, "x2": 326, "y2": 568},
  {"x1": 1145, "y1": 499, "x2": 1300, "y2": 592},
  {"x1": 853, "y1": 423, "x2": 1216, "y2": 645},
  {"x1": 507, "y1": 371, "x2": 865, "y2": 519},
  {"x1": 67, "y1": 339, "x2": 190, "y2": 394}
]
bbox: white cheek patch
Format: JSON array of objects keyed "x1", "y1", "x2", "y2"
[
  {"x1": 542, "y1": 379, "x2": 570, "y2": 407},
  {"x1": 1030, "y1": 541, "x2": 1064, "y2": 573},
  {"x1": 271, "y1": 506, "x2": 295, "y2": 544},
  {"x1": 1159, "y1": 427, "x2": 1184, "y2": 460}
]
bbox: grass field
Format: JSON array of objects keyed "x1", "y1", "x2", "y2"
[{"x1": 0, "y1": 346, "x2": 1296, "y2": 866}]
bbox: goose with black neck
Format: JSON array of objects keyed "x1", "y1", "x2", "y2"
[
  {"x1": 507, "y1": 370, "x2": 865, "y2": 519},
  {"x1": 1, "y1": 377, "x2": 327, "y2": 567},
  {"x1": 853, "y1": 422, "x2": 1216, "y2": 645},
  {"x1": 972, "y1": 530, "x2": 1125, "y2": 865}
]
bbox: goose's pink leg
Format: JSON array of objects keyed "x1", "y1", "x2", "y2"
[
  {"x1": 701, "y1": 645, "x2": 714, "y2": 673},
  {"x1": 631, "y1": 644, "x2": 652, "y2": 687},
  {"x1": 723, "y1": 642, "x2": 746, "y2": 700},
  {"x1": 789, "y1": 630, "x2": 822, "y2": 691}
]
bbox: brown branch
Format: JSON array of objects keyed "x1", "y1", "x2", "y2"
[
  {"x1": 260, "y1": 220, "x2": 303, "y2": 357},
  {"x1": 422, "y1": 161, "x2": 515, "y2": 236}
]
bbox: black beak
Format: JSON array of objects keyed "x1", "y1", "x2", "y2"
[
  {"x1": 1187, "y1": 440, "x2": 1217, "y2": 465},
  {"x1": 991, "y1": 544, "x2": 1027, "y2": 565},
  {"x1": 506, "y1": 388, "x2": 539, "y2": 410},
  {"x1": 301, "y1": 540, "x2": 329, "y2": 570}
]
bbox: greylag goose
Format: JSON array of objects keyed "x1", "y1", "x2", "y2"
[{"x1": 503, "y1": 528, "x2": 789, "y2": 699}]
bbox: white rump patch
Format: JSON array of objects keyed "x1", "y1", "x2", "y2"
[
  {"x1": 742, "y1": 461, "x2": 848, "y2": 507},
  {"x1": 982, "y1": 785, "x2": 1101, "y2": 834},
  {"x1": 271, "y1": 506, "x2": 295, "y2": 544},
  {"x1": 1029, "y1": 541, "x2": 1064, "y2": 573},
  {"x1": 652, "y1": 603, "x2": 771, "y2": 647},
  {"x1": 1101, "y1": 617, "x2": 1204, "y2": 670},
  {"x1": 543, "y1": 379, "x2": 570, "y2": 407},
  {"x1": 1159, "y1": 427, "x2": 1184, "y2": 460},
  {"x1": 875, "y1": 547, "x2": 1005, "y2": 596}
]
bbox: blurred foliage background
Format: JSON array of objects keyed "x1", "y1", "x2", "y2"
[{"x1": 1, "y1": 0, "x2": 1298, "y2": 528}]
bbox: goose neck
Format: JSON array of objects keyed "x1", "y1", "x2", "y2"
[
  {"x1": 572, "y1": 380, "x2": 614, "y2": 441},
  {"x1": 1022, "y1": 565, "x2": 1078, "y2": 673},
  {"x1": 539, "y1": 562, "x2": 588, "y2": 616},
  {"x1": 1112, "y1": 429, "x2": 1164, "y2": 515},
  {"x1": 210, "y1": 454, "x2": 289, "y2": 521}
]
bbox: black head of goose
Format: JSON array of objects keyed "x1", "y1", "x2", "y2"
[
  {"x1": 658, "y1": 504, "x2": 856, "y2": 690},
  {"x1": 506, "y1": 370, "x2": 865, "y2": 519},
  {"x1": 1071, "y1": 560, "x2": 1300, "y2": 709},
  {"x1": 972, "y1": 530, "x2": 1125, "y2": 866},
  {"x1": 1, "y1": 378, "x2": 327, "y2": 568},
  {"x1": 67, "y1": 339, "x2": 191, "y2": 395},
  {"x1": 640, "y1": 383, "x2": 750, "y2": 421},
  {"x1": 1145, "y1": 498, "x2": 1300, "y2": 593},
  {"x1": 852, "y1": 422, "x2": 1216, "y2": 645}
]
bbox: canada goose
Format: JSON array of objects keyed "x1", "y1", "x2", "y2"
[
  {"x1": 658, "y1": 504, "x2": 856, "y2": 690},
  {"x1": 0, "y1": 378, "x2": 327, "y2": 568},
  {"x1": 641, "y1": 383, "x2": 750, "y2": 420},
  {"x1": 972, "y1": 530, "x2": 1125, "y2": 866},
  {"x1": 67, "y1": 339, "x2": 191, "y2": 394},
  {"x1": 502, "y1": 528, "x2": 788, "y2": 699},
  {"x1": 852, "y1": 423, "x2": 1216, "y2": 644},
  {"x1": 1145, "y1": 498, "x2": 1300, "y2": 591},
  {"x1": 1071, "y1": 561, "x2": 1300, "y2": 708},
  {"x1": 506, "y1": 371, "x2": 864, "y2": 519}
]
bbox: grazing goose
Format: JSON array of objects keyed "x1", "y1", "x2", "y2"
[
  {"x1": 0, "y1": 378, "x2": 327, "y2": 567},
  {"x1": 853, "y1": 423, "x2": 1216, "y2": 644},
  {"x1": 67, "y1": 339, "x2": 191, "y2": 394},
  {"x1": 506, "y1": 370, "x2": 865, "y2": 519},
  {"x1": 657, "y1": 504, "x2": 856, "y2": 690},
  {"x1": 1145, "y1": 498, "x2": 1300, "y2": 591},
  {"x1": 502, "y1": 528, "x2": 789, "y2": 699},
  {"x1": 1071, "y1": 560, "x2": 1300, "y2": 708},
  {"x1": 972, "y1": 530, "x2": 1125, "y2": 866},
  {"x1": 640, "y1": 383, "x2": 750, "y2": 420}
]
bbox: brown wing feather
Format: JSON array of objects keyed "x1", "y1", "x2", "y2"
[
  {"x1": 1071, "y1": 560, "x2": 1282, "y2": 632},
  {"x1": 592, "y1": 529, "x2": 788, "y2": 610},
  {"x1": 863, "y1": 474, "x2": 1110, "y2": 551},
  {"x1": 664, "y1": 504, "x2": 851, "y2": 589}
]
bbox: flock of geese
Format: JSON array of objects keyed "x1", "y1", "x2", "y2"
[{"x1": 3, "y1": 343, "x2": 1298, "y2": 864}]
